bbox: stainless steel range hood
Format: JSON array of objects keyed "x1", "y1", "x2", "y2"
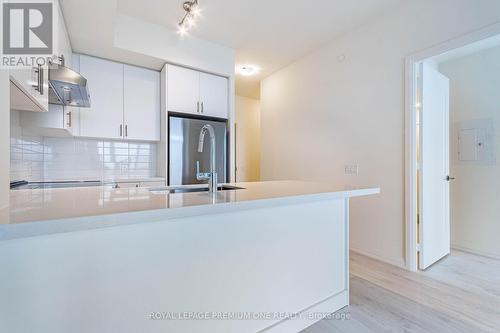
[{"x1": 48, "y1": 55, "x2": 91, "y2": 108}]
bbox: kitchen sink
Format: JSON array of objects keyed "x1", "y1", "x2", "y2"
[{"x1": 150, "y1": 185, "x2": 244, "y2": 194}]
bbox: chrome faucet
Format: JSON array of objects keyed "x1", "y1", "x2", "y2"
[{"x1": 196, "y1": 124, "x2": 218, "y2": 193}]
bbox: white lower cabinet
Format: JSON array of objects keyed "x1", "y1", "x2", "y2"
[
  {"x1": 115, "y1": 182, "x2": 141, "y2": 189},
  {"x1": 140, "y1": 181, "x2": 165, "y2": 188},
  {"x1": 113, "y1": 181, "x2": 165, "y2": 189}
]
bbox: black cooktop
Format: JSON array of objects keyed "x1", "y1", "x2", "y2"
[{"x1": 10, "y1": 180, "x2": 102, "y2": 190}]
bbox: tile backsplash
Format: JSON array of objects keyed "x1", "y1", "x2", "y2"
[{"x1": 10, "y1": 113, "x2": 157, "y2": 182}]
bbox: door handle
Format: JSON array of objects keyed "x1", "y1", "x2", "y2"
[{"x1": 446, "y1": 176, "x2": 455, "y2": 181}]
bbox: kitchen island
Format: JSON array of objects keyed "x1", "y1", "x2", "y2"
[{"x1": 0, "y1": 181, "x2": 379, "y2": 333}]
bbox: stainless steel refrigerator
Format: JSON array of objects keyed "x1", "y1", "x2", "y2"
[{"x1": 169, "y1": 115, "x2": 227, "y2": 185}]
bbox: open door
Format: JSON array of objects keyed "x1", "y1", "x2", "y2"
[{"x1": 418, "y1": 63, "x2": 451, "y2": 270}]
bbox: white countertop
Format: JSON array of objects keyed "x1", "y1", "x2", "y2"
[{"x1": 0, "y1": 181, "x2": 379, "y2": 240}]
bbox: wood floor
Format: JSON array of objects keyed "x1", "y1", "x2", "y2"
[{"x1": 303, "y1": 250, "x2": 500, "y2": 333}]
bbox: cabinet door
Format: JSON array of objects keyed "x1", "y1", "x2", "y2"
[
  {"x1": 53, "y1": 0, "x2": 72, "y2": 69},
  {"x1": 78, "y1": 55, "x2": 124, "y2": 139},
  {"x1": 9, "y1": 66, "x2": 48, "y2": 112},
  {"x1": 140, "y1": 181, "x2": 166, "y2": 188},
  {"x1": 31, "y1": 65, "x2": 49, "y2": 110},
  {"x1": 115, "y1": 182, "x2": 141, "y2": 189},
  {"x1": 199, "y1": 72, "x2": 228, "y2": 118},
  {"x1": 19, "y1": 104, "x2": 75, "y2": 137},
  {"x1": 123, "y1": 65, "x2": 160, "y2": 141},
  {"x1": 167, "y1": 65, "x2": 200, "y2": 115}
]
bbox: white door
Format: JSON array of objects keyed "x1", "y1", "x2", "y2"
[
  {"x1": 123, "y1": 65, "x2": 160, "y2": 141},
  {"x1": 419, "y1": 63, "x2": 451, "y2": 270},
  {"x1": 79, "y1": 55, "x2": 124, "y2": 139},
  {"x1": 199, "y1": 72, "x2": 228, "y2": 118},
  {"x1": 167, "y1": 65, "x2": 200, "y2": 115}
]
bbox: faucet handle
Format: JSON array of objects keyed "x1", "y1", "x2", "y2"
[{"x1": 196, "y1": 160, "x2": 211, "y2": 180}]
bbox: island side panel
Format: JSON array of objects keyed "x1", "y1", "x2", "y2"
[{"x1": 0, "y1": 198, "x2": 348, "y2": 333}]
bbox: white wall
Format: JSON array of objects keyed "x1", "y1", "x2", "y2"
[
  {"x1": 260, "y1": 0, "x2": 500, "y2": 267},
  {"x1": 235, "y1": 96, "x2": 261, "y2": 182},
  {"x1": 439, "y1": 45, "x2": 500, "y2": 259},
  {"x1": 0, "y1": 71, "x2": 9, "y2": 210}
]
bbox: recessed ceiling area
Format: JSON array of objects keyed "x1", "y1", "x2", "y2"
[
  {"x1": 61, "y1": 0, "x2": 403, "y2": 99},
  {"x1": 430, "y1": 33, "x2": 500, "y2": 64}
]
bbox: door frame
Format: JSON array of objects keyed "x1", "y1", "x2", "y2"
[{"x1": 404, "y1": 22, "x2": 500, "y2": 272}]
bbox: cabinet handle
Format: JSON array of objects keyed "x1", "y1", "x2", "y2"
[
  {"x1": 201, "y1": 101, "x2": 204, "y2": 113},
  {"x1": 197, "y1": 101, "x2": 200, "y2": 113},
  {"x1": 33, "y1": 65, "x2": 41, "y2": 93},
  {"x1": 120, "y1": 124, "x2": 123, "y2": 137},
  {"x1": 125, "y1": 125, "x2": 128, "y2": 137},
  {"x1": 39, "y1": 64, "x2": 44, "y2": 95},
  {"x1": 66, "y1": 111, "x2": 72, "y2": 128}
]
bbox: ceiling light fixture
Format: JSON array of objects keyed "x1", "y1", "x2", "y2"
[
  {"x1": 178, "y1": 0, "x2": 201, "y2": 36},
  {"x1": 236, "y1": 65, "x2": 260, "y2": 77}
]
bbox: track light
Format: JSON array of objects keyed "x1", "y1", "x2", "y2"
[{"x1": 178, "y1": 0, "x2": 201, "y2": 36}]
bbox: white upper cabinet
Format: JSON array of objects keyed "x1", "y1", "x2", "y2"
[
  {"x1": 20, "y1": 104, "x2": 75, "y2": 137},
  {"x1": 167, "y1": 65, "x2": 200, "y2": 115},
  {"x1": 9, "y1": 0, "x2": 71, "y2": 113},
  {"x1": 167, "y1": 64, "x2": 228, "y2": 118},
  {"x1": 79, "y1": 55, "x2": 124, "y2": 140},
  {"x1": 53, "y1": 0, "x2": 72, "y2": 68},
  {"x1": 123, "y1": 65, "x2": 160, "y2": 141},
  {"x1": 9, "y1": 65, "x2": 49, "y2": 113},
  {"x1": 199, "y1": 72, "x2": 228, "y2": 118},
  {"x1": 77, "y1": 55, "x2": 160, "y2": 141}
]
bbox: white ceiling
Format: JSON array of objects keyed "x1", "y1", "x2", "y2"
[{"x1": 61, "y1": 0, "x2": 402, "y2": 98}]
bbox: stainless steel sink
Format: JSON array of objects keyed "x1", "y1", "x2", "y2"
[{"x1": 150, "y1": 185, "x2": 244, "y2": 194}]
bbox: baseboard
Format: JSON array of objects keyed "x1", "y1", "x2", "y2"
[
  {"x1": 350, "y1": 246, "x2": 406, "y2": 269},
  {"x1": 451, "y1": 245, "x2": 500, "y2": 261},
  {"x1": 260, "y1": 290, "x2": 348, "y2": 333}
]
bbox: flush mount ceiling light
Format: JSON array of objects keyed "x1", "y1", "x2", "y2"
[
  {"x1": 236, "y1": 65, "x2": 260, "y2": 76},
  {"x1": 177, "y1": 0, "x2": 201, "y2": 36}
]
